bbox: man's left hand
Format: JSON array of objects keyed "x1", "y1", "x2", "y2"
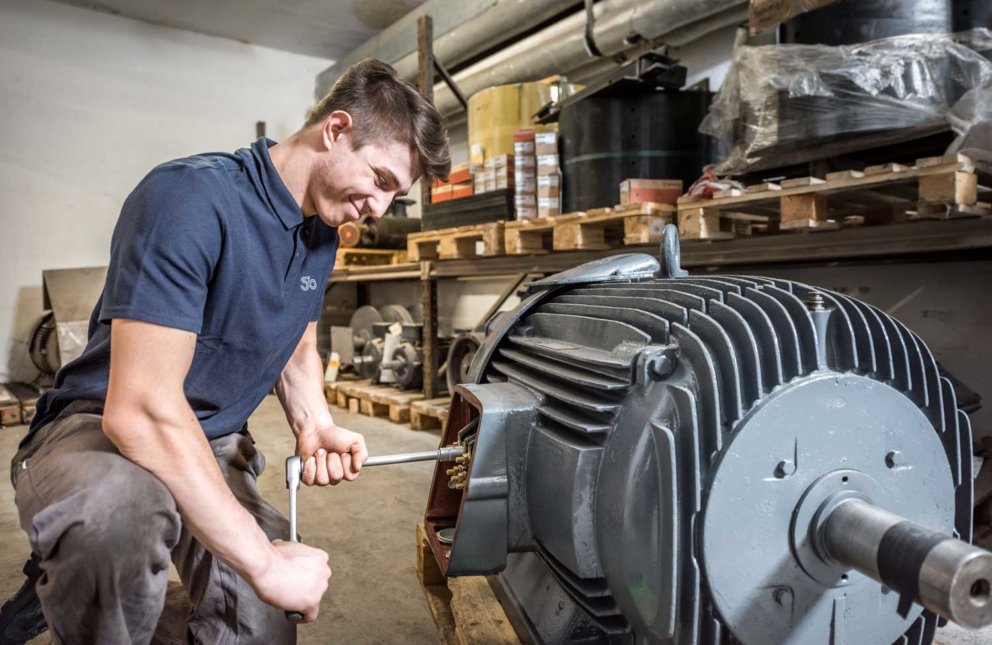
[{"x1": 296, "y1": 424, "x2": 369, "y2": 485}]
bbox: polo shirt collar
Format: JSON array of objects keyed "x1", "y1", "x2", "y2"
[{"x1": 250, "y1": 138, "x2": 305, "y2": 230}]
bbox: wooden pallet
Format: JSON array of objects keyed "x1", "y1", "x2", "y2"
[
  {"x1": 503, "y1": 202, "x2": 675, "y2": 255},
  {"x1": 554, "y1": 202, "x2": 677, "y2": 251},
  {"x1": 335, "y1": 248, "x2": 408, "y2": 267},
  {"x1": 327, "y1": 379, "x2": 426, "y2": 423},
  {"x1": 0, "y1": 385, "x2": 21, "y2": 427},
  {"x1": 410, "y1": 397, "x2": 451, "y2": 431},
  {"x1": 417, "y1": 522, "x2": 519, "y2": 645},
  {"x1": 677, "y1": 154, "x2": 991, "y2": 240},
  {"x1": 407, "y1": 222, "x2": 505, "y2": 261},
  {"x1": 4, "y1": 383, "x2": 39, "y2": 426}
]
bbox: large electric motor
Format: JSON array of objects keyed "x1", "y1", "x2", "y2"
[{"x1": 424, "y1": 228, "x2": 990, "y2": 644}]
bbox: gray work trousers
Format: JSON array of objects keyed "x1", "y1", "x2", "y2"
[{"x1": 10, "y1": 402, "x2": 296, "y2": 645}]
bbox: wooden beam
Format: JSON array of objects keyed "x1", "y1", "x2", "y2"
[{"x1": 417, "y1": 15, "x2": 434, "y2": 210}]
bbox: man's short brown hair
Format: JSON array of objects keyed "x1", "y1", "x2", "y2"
[{"x1": 306, "y1": 59, "x2": 450, "y2": 184}]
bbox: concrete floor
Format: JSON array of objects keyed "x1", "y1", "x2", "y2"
[
  {"x1": 0, "y1": 395, "x2": 443, "y2": 644},
  {"x1": 0, "y1": 394, "x2": 990, "y2": 644}
]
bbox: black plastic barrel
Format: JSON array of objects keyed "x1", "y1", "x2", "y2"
[
  {"x1": 559, "y1": 90, "x2": 720, "y2": 213},
  {"x1": 781, "y1": 0, "x2": 953, "y2": 45}
]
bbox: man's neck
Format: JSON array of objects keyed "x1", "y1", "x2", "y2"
[{"x1": 268, "y1": 131, "x2": 317, "y2": 216}]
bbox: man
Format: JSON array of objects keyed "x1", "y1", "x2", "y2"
[{"x1": 9, "y1": 59, "x2": 450, "y2": 643}]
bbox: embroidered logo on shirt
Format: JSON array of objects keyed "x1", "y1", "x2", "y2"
[{"x1": 300, "y1": 276, "x2": 318, "y2": 291}]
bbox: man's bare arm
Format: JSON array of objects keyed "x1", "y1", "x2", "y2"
[
  {"x1": 103, "y1": 319, "x2": 330, "y2": 620},
  {"x1": 275, "y1": 322, "x2": 367, "y2": 486}
]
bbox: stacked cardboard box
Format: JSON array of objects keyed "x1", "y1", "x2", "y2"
[
  {"x1": 477, "y1": 154, "x2": 514, "y2": 195},
  {"x1": 619, "y1": 179, "x2": 683, "y2": 206},
  {"x1": 431, "y1": 163, "x2": 474, "y2": 203},
  {"x1": 513, "y1": 129, "x2": 537, "y2": 219},
  {"x1": 535, "y1": 132, "x2": 561, "y2": 218}
]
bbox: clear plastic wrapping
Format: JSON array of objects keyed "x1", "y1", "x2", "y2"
[{"x1": 701, "y1": 29, "x2": 992, "y2": 175}]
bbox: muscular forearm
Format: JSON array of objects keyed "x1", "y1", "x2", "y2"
[
  {"x1": 102, "y1": 402, "x2": 274, "y2": 582},
  {"x1": 275, "y1": 334, "x2": 331, "y2": 438}
]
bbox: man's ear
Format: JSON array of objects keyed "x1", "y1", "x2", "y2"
[{"x1": 321, "y1": 110, "x2": 354, "y2": 150}]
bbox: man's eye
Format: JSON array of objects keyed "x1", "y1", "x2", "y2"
[{"x1": 375, "y1": 174, "x2": 384, "y2": 187}]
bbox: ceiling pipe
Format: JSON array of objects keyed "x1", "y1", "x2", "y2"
[
  {"x1": 315, "y1": 0, "x2": 580, "y2": 99},
  {"x1": 426, "y1": 0, "x2": 748, "y2": 117}
]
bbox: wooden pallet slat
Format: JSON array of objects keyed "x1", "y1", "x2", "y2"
[
  {"x1": 335, "y1": 248, "x2": 409, "y2": 267},
  {"x1": 410, "y1": 397, "x2": 451, "y2": 431},
  {"x1": 417, "y1": 522, "x2": 519, "y2": 645},
  {"x1": 408, "y1": 222, "x2": 505, "y2": 261},
  {"x1": 678, "y1": 154, "x2": 990, "y2": 235},
  {"x1": 0, "y1": 385, "x2": 21, "y2": 427}
]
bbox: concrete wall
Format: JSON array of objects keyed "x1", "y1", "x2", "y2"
[{"x1": 0, "y1": 0, "x2": 332, "y2": 381}]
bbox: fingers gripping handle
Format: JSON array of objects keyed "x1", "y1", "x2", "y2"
[{"x1": 285, "y1": 456, "x2": 304, "y2": 623}]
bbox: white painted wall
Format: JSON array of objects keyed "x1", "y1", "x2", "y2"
[{"x1": 0, "y1": 0, "x2": 332, "y2": 381}]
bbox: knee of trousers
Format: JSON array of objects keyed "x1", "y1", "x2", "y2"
[{"x1": 29, "y1": 462, "x2": 182, "y2": 570}]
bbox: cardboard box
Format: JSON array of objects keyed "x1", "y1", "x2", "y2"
[
  {"x1": 495, "y1": 169, "x2": 514, "y2": 190},
  {"x1": 537, "y1": 196, "x2": 560, "y2": 217},
  {"x1": 535, "y1": 131, "x2": 558, "y2": 156},
  {"x1": 483, "y1": 170, "x2": 496, "y2": 192},
  {"x1": 515, "y1": 206, "x2": 538, "y2": 220},
  {"x1": 515, "y1": 174, "x2": 536, "y2": 194},
  {"x1": 537, "y1": 154, "x2": 559, "y2": 174},
  {"x1": 483, "y1": 158, "x2": 496, "y2": 172},
  {"x1": 492, "y1": 154, "x2": 513, "y2": 171},
  {"x1": 619, "y1": 179, "x2": 683, "y2": 206},
  {"x1": 537, "y1": 173, "x2": 560, "y2": 199},
  {"x1": 514, "y1": 140, "x2": 535, "y2": 156},
  {"x1": 451, "y1": 182, "x2": 474, "y2": 200},
  {"x1": 473, "y1": 174, "x2": 486, "y2": 194},
  {"x1": 448, "y1": 163, "x2": 471, "y2": 185},
  {"x1": 514, "y1": 154, "x2": 536, "y2": 170},
  {"x1": 470, "y1": 144, "x2": 485, "y2": 167},
  {"x1": 431, "y1": 185, "x2": 453, "y2": 203}
]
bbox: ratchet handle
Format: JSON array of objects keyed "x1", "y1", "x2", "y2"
[{"x1": 285, "y1": 456, "x2": 304, "y2": 623}]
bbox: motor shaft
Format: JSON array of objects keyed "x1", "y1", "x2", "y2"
[{"x1": 821, "y1": 498, "x2": 992, "y2": 629}]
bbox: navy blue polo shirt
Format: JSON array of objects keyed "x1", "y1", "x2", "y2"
[{"x1": 26, "y1": 138, "x2": 338, "y2": 443}]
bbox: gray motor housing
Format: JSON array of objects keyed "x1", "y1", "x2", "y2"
[{"x1": 428, "y1": 247, "x2": 974, "y2": 645}]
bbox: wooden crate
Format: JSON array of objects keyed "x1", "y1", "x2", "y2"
[
  {"x1": 417, "y1": 522, "x2": 519, "y2": 645},
  {"x1": 553, "y1": 202, "x2": 676, "y2": 251},
  {"x1": 335, "y1": 248, "x2": 408, "y2": 267},
  {"x1": 677, "y1": 154, "x2": 990, "y2": 239},
  {"x1": 0, "y1": 385, "x2": 21, "y2": 427},
  {"x1": 410, "y1": 397, "x2": 451, "y2": 431},
  {"x1": 407, "y1": 223, "x2": 505, "y2": 261}
]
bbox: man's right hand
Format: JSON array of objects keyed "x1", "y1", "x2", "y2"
[{"x1": 250, "y1": 540, "x2": 332, "y2": 623}]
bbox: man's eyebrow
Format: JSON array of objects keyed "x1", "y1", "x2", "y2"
[{"x1": 373, "y1": 165, "x2": 399, "y2": 188}]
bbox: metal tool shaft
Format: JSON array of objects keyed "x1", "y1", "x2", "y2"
[
  {"x1": 821, "y1": 498, "x2": 992, "y2": 629},
  {"x1": 364, "y1": 446, "x2": 465, "y2": 467}
]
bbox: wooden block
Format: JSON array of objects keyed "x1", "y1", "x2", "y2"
[
  {"x1": 348, "y1": 398, "x2": 360, "y2": 415},
  {"x1": 825, "y1": 169, "x2": 865, "y2": 182},
  {"x1": 389, "y1": 405, "x2": 411, "y2": 423},
  {"x1": 448, "y1": 577, "x2": 520, "y2": 645},
  {"x1": 780, "y1": 176, "x2": 825, "y2": 189},
  {"x1": 864, "y1": 162, "x2": 910, "y2": 176},
  {"x1": 440, "y1": 235, "x2": 479, "y2": 259},
  {"x1": 422, "y1": 583, "x2": 459, "y2": 645},
  {"x1": 0, "y1": 385, "x2": 20, "y2": 426},
  {"x1": 745, "y1": 182, "x2": 781, "y2": 194},
  {"x1": 336, "y1": 390, "x2": 349, "y2": 409},
  {"x1": 410, "y1": 409, "x2": 441, "y2": 431},
  {"x1": 360, "y1": 399, "x2": 389, "y2": 417},
  {"x1": 480, "y1": 223, "x2": 505, "y2": 256},
  {"x1": 678, "y1": 207, "x2": 733, "y2": 240},
  {"x1": 781, "y1": 193, "x2": 829, "y2": 224},
  {"x1": 917, "y1": 153, "x2": 974, "y2": 172},
  {"x1": 713, "y1": 188, "x2": 743, "y2": 199},
  {"x1": 417, "y1": 522, "x2": 447, "y2": 586},
  {"x1": 552, "y1": 222, "x2": 579, "y2": 250},
  {"x1": 623, "y1": 214, "x2": 671, "y2": 245},
  {"x1": 408, "y1": 239, "x2": 439, "y2": 262},
  {"x1": 918, "y1": 171, "x2": 978, "y2": 206}
]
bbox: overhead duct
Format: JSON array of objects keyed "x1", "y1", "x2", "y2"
[
  {"x1": 315, "y1": 0, "x2": 580, "y2": 100},
  {"x1": 316, "y1": 0, "x2": 748, "y2": 119},
  {"x1": 427, "y1": 0, "x2": 747, "y2": 118}
]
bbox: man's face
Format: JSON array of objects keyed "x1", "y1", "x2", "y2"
[{"x1": 309, "y1": 115, "x2": 419, "y2": 227}]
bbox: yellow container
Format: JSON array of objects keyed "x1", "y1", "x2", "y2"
[{"x1": 467, "y1": 78, "x2": 577, "y2": 161}]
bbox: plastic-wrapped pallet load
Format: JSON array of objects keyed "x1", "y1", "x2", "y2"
[{"x1": 700, "y1": 29, "x2": 992, "y2": 175}]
